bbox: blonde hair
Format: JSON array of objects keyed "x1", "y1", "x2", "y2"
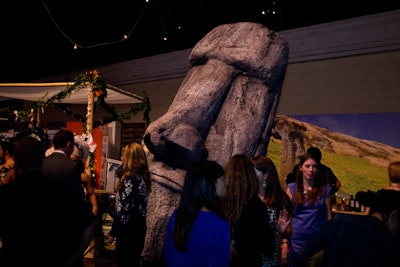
[{"x1": 117, "y1": 142, "x2": 151, "y2": 193}]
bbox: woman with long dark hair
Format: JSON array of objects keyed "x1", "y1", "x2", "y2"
[
  {"x1": 164, "y1": 160, "x2": 230, "y2": 267},
  {"x1": 224, "y1": 154, "x2": 275, "y2": 267},
  {"x1": 286, "y1": 153, "x2": 332, "y2": 267},
  {"x1": 251, "y1": 156, "x2": 293, "y2": 267}
]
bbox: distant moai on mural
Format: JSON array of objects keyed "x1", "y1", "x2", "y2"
[{"x1": 141, "y1": 22, "x2": 289, "y2": 266}]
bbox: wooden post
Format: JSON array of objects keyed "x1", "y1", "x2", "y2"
[
  {"x1": 36, "y1": 106, "x2": 43, "y2": 128},
  {"x1": 86, "y1": 83, "x2": 94, "y2": 135}
]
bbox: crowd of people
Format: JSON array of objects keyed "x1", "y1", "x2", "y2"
[
  {"x1": 0, "y1": 127, "x2": 399, "y2": 267},
  {"x1": 0, "y1": 129, "x2": 98, "y2": 267}
]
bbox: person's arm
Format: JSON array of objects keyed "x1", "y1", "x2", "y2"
[
  {"x1": 275, "y1": 209, "x2": 292, "y2": 233},
  {"x1": 280, "y1": 238, "x2": 289, "y2": 266},
  {"x1": 286, "y1": 187, "x2": 293, "y2": 200},
  {"x1": 327, "y1": 167, "x2": 341, "y2": 194},
  {"x1": 334, "y1": 177, "x2": 342, "y2": 191},
  {"x1": 325, "y1": 192, "x2": 332, "y2": 221},
  {"x1": 81, "y1": 172, "x2": 98, "y2": 216}
]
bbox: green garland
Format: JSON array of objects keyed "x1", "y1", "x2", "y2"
[
  {"x1": 14, "y1": 70, "x2": 151, "y2": 128},
  {"x1": 11, "y1": 70, "x2": 151, "y2": 186}
]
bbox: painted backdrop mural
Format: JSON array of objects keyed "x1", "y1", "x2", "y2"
[
  {"x1": 268, "y1": 112, "x2": 400, "y2": 196},
  {"x1": 291, "y1": 112, "x2": 400, "y2": 149}
]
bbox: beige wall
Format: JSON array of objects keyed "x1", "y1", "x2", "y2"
[
  {"x1": 109, "y1": 50, "x2": 400, "y2": 124},
  {"x1": 41, "y1": 10, "x2": 400, "y2": 123},
  {"x1": 41, "y1": 49, "x2": 400, "y2": 124},
  {"x1": 122, "y1": 78, "x2": 182, "y2": 122},
  {"x1": 278, "y1": 50, "x2": 400, "y2": 115}
]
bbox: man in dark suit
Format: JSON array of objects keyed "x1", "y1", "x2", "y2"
[
  {"x1": 42, "y1": 129, "x2": 86, "y2": 266},
  {"x1": 0, "y1": 136, "x2": 70, "y2": 266}
]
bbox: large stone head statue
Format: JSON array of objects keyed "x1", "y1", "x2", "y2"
[{"x1": 142, "y1": 22, "x2": 289, "y2": 266}]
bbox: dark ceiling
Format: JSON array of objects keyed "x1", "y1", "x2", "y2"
[{"x1": 1, "y1": 0, "x2": 398, "y2": 82}]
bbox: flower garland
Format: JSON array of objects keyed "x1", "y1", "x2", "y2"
[
  {"x1": 12, "y1": 69, "x2": 151, "y2": 127},
  {"x1": 10, "y1": 69, "x2": 151, "y2": 185}
]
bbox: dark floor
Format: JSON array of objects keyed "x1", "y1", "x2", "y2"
[
  {"x1": 83, "y1": 258, "x2": 116, "y2": 267},
  {"x1": 83, "y1": 243, "x2": 116, "y2": 267},
  {"x1": 83, "y1": 213, "x2": 116, "y2": 267}
]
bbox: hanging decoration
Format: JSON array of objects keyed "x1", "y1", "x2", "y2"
[
  {"x1": 9, "y1": 69, "x2": 151, "y2": 185},
  {"x1": 12, "y1": 70, "x2": 151, "y2": 128},
  {"x1": 41, "y1": 0, "x2": 154, "y2": 50}
]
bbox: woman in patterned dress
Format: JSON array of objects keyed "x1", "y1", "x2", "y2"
[
  {"x1": 107, "y1": 142, "x2": 152, "y2": 267},
  {"x1": 251, "y1": 156, "x2": 293, "y2": 267}
]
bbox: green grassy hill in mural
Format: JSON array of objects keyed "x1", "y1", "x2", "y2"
[{"x1": 266, "y1": 115, "x2": 400, "y2": 196}]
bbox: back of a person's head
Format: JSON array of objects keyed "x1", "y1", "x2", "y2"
[
  {"x1": 250, "y1": 155, "x2": 269, "y2": 174},
  {"x1": 188, "y1": 160, "x2": 224, "y2": 182},
  {"x1": 251, "y1": 156, "x2": 279, "y2": 180},
  {"x1": 181, "y1": 160, "x2": 224, "y2": 210},
  {"x1": 174, "y1": 160, "x2": 224, "y2": 251},
  {"x1": 121, "y1": 142, "x2": 148, "y2": 174},
  {"x1": 118, "y1": 141, "x2": 152, "y2": 192},
  {"x1": 388, "y1": 161, "x2": 400, "y2": 183},
  {"x1": 356, "y1": 189, "x2": 400, "y2": 215},
  {"x1": 52, "y1": 129, "x2": 74, "y2": 149},
  {"x1": 72, "y1": 135, "x2": 90, "y2": 163},
  {"x1": 225, "y1": 154, "x2": 258, "y2": 202},
  {"x1": 13, "y1": 136, "x2": 45, "y2": 170},
  {"x1": 306, "y1": 147, "x2": 322, "y2": 163}
]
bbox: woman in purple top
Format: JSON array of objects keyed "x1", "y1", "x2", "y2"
[
  {"x1": 286, "y1": 153, "x2": 332, "y2": 267},
  {"x1": 164, "y1": 160, "x2": 230, "y2": 267}
]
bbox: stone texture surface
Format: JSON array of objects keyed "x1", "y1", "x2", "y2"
[
  {"x1": 272, "y1": 115, "x2": 307, "y2": 181},
  {"x1": 142, "y1": 22, "x2": 289, "y2": 266}
]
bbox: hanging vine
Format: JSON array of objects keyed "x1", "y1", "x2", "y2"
[
  {"x1": 13, "y1": 70, "x2": 151, "y2": 128},
  {"x1": 11, "y1": 69, "x2": 151, "y2": 185}
]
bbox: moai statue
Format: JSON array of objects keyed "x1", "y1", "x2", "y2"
[{"x1": 142, "y1": 22, "x2": 289, "y2": 266}]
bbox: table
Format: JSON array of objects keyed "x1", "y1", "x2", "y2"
[{"x1": 332, "y1": 208, "x2": 368, "y2": 216}]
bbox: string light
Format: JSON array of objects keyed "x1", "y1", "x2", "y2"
[{"x1": 41, "y1": 0, "x2": 158, "y2": 50}]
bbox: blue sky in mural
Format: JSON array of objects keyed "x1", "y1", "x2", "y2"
[{"x1": 290, "y1": 112, "x2": 400, "y2": 149}]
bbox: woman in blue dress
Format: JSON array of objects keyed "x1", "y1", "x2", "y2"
[
  {"x1": 286, "y1": 153, "x2": 332, "y2": 267},
  {"x1": 163, "y1": 160, "x2": 230, "y2": 267}
]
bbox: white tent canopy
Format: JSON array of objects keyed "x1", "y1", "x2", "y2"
[{"x1": 0, "y1": 82, "x2": 144, "y2": 104}]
